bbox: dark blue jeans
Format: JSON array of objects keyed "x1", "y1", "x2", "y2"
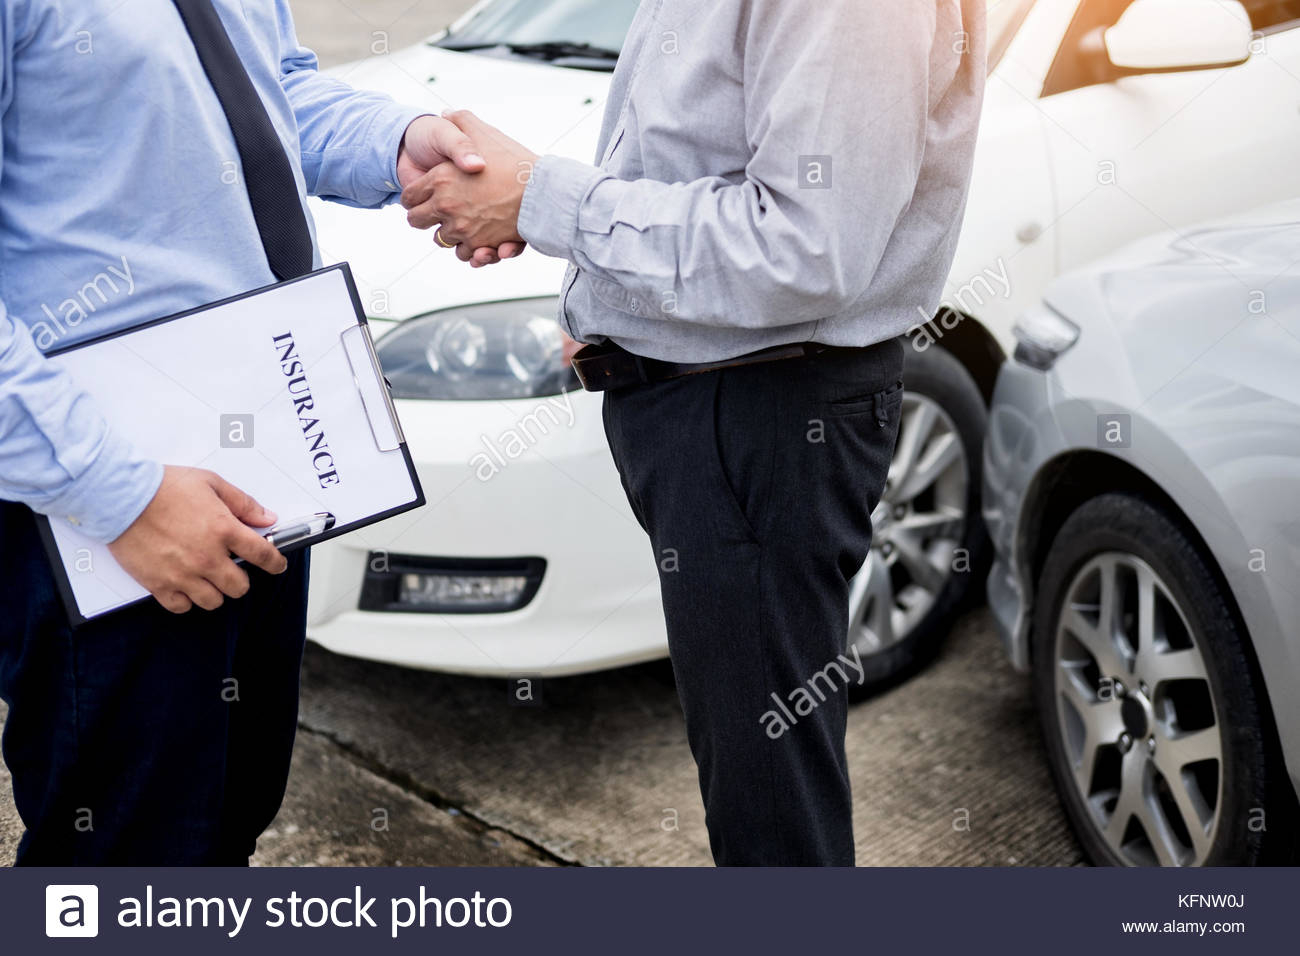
[
  {"x1": 0, "y1": 502, "x2": 309, "y2": 865},
  {"x1": 603, "y1": 338, "x2": 905, "y2": 866}
]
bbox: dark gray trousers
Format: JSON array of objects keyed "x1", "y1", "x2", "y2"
[
  {"x1": 0, "y1": 502, "x2": 309, "y2": 865},
  {"x1": 603, "y1": 338, "x2": 904, "y2": 865}
]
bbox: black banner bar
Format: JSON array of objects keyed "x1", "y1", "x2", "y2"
[{"x1": 1, "y1": 866, "x2": 1282, "y2": 953}]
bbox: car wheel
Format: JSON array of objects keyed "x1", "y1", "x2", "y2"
[
  {"x1": 847, "y1": 341, "x2": 991, "y2": 697},
  {"x1": 1032, "y1": 493, "x2": 1287, "y2": 866}
]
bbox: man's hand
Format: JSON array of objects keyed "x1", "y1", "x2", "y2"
[
  {"x1": 107, "y1": 465, "x2": 289, "y2": 615},
  {"x1": 401, "y1": 110, "x2": 538, "y2": 265},
  {"x1": 398, "y1": 114, "x2": 526, "y2": 266}
]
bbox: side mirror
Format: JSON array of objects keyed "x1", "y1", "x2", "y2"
[{"x1": 1104, "y1": 0, "x2": 1252, "y2": 72}]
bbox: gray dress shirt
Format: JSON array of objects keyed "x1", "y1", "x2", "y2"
[{"x1": 517, "y1": 0, "x2": 987, "y2": 364}]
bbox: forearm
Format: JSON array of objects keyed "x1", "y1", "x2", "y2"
[
  {"x1": 519, "y1": 158, "x2": 872, "y2": 329},
  {"x1": 281, "y1": 69, "x2": 424, "y2": 208},
  {"x1": 273, "y1": 0, "x2": 422, "y2": 207},
  {"x1": 0, "y1": 309, "x2": 162, "y2": 541}
]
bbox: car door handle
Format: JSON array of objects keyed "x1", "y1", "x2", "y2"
[{"x1": 1017, "y1": 222, "x2": 1044, "y2": 244}]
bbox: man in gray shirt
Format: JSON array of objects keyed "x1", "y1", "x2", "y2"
[{"x1": 405, "y1": 0, "x2": 986, "y2": 865}]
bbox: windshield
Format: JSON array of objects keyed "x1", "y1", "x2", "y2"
[
  {"x1": 439, "y1": 0, "x2": 1033, "y2": 72},
  {"x1": 438, "y1": 0, "x2": 641, "y2": 55}
]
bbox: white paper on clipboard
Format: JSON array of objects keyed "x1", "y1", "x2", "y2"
[{"x1": 39, "y1": 265, "x2": 423, "y2": 624}]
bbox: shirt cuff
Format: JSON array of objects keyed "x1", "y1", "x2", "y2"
[
  {"x1": 518, "y1": 156, "x2": 607, "y2": 259},
  {"x1": 376, "y1": 107, "x2": 430, "y2": 205},
  {"x1": 45, "y1": 433, "x2": 164, "y2": 543}
]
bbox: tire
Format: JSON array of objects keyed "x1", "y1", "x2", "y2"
[
  {"x1": 1032, "y1": 492, "x2": 1292, "y2": 866},
  {"x1": 847, "y1": 339, "x2": 992, "y2": 698}
]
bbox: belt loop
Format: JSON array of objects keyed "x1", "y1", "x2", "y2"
[{"x1": 633, "y1": 354, "x2": 650, "y2": 384}]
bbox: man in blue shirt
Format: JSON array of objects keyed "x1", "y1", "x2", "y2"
[{"x1": 0, "y1": 0, "x2": 510, "y2": 864}]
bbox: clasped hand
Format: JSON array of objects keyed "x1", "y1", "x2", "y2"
[{"x1": 400, "y1": 111, "x2": 537, "y2": 267}]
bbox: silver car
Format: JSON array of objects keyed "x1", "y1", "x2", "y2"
[{"x1": 983, "y1": 200, "x2": 1300, "y2": 866}]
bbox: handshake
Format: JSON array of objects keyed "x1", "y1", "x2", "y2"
[{"x1": 397, "y1": 111, "x2": 539, "y2": 268}]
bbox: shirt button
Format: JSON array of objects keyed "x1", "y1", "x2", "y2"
[
  {"x1": 66, "y1": 515, "x2": 81, "y2": 527},
  {"x1": 630, "y1": 300, "x2": 640, "y2": 312},
  {"x1": 384, "y1": 180, "x2": 397, "y2": 191}
]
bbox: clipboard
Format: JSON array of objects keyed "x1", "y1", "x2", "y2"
[{"x1": 36, "y1": 263, "x2": 425, "y2": 625}]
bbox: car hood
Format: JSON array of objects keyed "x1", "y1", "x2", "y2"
[
  {"x1": 1041, "y1": 198, "x2": 1300, "y2": 412},
  {"x1": 309, "y1": 44, "x2": 613, "y2": 322},
  {"x1": 1043, "y1": 198, "x2": 1300, "y2": 332}
]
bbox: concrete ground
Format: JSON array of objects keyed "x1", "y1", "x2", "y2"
[
  {"x1": 285, "y1": 0, "x2": 476, "y2": 68},
  {"x1": 0, "y1": 0, "x2": 1082, "y2": 868},
  {"x1": 1, "y1": 609, "x2": 1081, "y2": 866}
]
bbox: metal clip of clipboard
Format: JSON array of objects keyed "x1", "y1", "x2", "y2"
[{"x1": 339, "y1": 322, "x2": 405, "y2": 453}]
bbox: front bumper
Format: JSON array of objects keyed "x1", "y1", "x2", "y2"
[{"x1": 306, "y1": 389, "x2": 668, "y2": 677}]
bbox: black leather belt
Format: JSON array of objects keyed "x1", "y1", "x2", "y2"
[{"x1": 572, "y1": 341, "x2": 829, "y2": 392}]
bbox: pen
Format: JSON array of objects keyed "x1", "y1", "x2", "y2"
[{"x1": 263, "y1": 512, "x2": 336, "y2": 550}]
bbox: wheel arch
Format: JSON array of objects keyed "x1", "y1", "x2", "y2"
[
  {"x1": 1018, "y1": 451, "x2": 1192, "y2": 600},
  {"x1": 908, "y1": 308, "x2": 1005, "y2": 405},
  {"x1": 1017, "y1": 449, "x2": 1300, "y2": 835}
]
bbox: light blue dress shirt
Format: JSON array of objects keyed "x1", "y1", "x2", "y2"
[{"x1": 0, "y1": 0, "x2": 421, "y2": 541}]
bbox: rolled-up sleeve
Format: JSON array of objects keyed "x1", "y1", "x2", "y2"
[
  {"x1": 273, "y1": 0, "x2": 425, "y2": 208},
  {"x1": 517, "y1": 0, "x2": 938, "y2": 330}
]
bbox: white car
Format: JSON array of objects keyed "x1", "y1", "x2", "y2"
[{"x1": 305, "y1": 0, "x2": 1300, "y2": 683}]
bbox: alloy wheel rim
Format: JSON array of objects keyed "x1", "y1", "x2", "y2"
[
  {"x1": 1053, "y1": 552, "x2": 1223, "y2": 866},
  {"x1": 848, "y1": 393, "x2": 968, "y2": 659}
]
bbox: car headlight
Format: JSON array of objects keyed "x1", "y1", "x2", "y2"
[
  {"x1": 375, "y1": 298, "x2": 578, "y2": 400},
  {"x1": 1013, "y1": 306, "x2": 1081, "y2": 372}
]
